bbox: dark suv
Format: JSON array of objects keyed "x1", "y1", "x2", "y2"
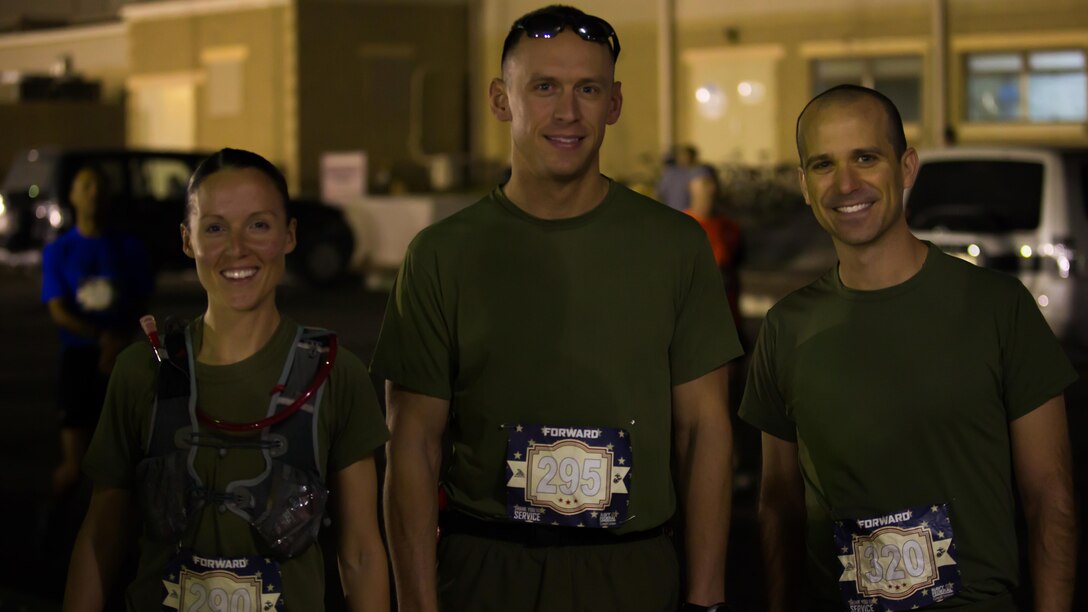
[{"x1": 0, "y1": 148, "x2": 355, "y2": 286}]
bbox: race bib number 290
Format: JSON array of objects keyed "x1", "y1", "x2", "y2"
[
  {"x1": 162, "y1": 551, "x2": 284, "y2": 612},
  {"x1": 834, "y1": 504, "x2": 961, "y2": 612},
  {"x1": 505, "y1": 424, "x2": 632, "y2": 528}
]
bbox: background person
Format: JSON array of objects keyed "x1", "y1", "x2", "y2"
[
  {"x1": 741, "y1": 85, "x2": 1077, "y2": 612},
  {"x1": 63, "y1": 148, "x2": 390, "y2": 612},
  {"x1": 41, "y1": 165, "x2": 152, "y2": 497},
  {"x1": 657, "y1": 144, "x2": 711, "y2": 212},
  {"x1": 685, "y1": 164, "x2": 743, "y2": 326},
  {"x1": 374, "y1": 5, "x2": 741, "y2": 612}
]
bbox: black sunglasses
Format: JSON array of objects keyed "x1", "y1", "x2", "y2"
[{"x1": 503, "y1": 12, "x2": 620, "y2": 63}]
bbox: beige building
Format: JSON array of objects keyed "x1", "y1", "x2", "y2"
[
  {"x1": 1, "y1": 0, "x2": 1085, "y2": 193},
  {"x1": 0, "y1": 0, "x2": 469, "y2": 197},
  {"x1": 473, "y1": 0, "x2": 1088, "y2": 186}
]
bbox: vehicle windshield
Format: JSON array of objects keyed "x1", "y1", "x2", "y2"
[
  {"x1": 1, "y1": 150, "x2": 59, "y2": 198},
  {"x1": 906, "y1": 159, "x2": 1043, "y2": 232}
]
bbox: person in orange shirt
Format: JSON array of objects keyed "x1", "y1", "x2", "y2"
[{"x1": 686, "y1": 164, "x2": 742, "y2": 324}]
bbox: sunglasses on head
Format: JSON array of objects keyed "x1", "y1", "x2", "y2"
[{"x1": 506, "y1": 12, "x2": 620, "y2": 62}]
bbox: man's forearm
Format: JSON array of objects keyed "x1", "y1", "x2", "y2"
[
  {"x1": 1025, "y1": 484, "x2": 1078, "y2": 611},
  {"x1": 758, "y1": 502, "x2": 804, "y2": 612},
  {"x1": 384, "y1": 453, "x2": 441, "y2": 611},
  {"x1": 675, "y1": 418, "x2": 731, "y2": 604}
]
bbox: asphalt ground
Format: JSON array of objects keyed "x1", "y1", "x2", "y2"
[{"x1": 0, "y1": 265, "x2": 1084, "y2": 611}]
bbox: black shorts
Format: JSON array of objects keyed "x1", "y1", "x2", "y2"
[
  {"x1": 437, "y1": 514, "x2": 679, "y2": 611},
  {"x1": 58, "y1": 345, "x2": 109, "y2": 430}
]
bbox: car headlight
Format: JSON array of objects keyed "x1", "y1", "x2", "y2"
[
  {"x1": 35, "y1": 201, "x2": 67, "y2": 229},
  {"x1": 48, "y1": 203, "x2": 64, "y2": 228},
  {"x1": 0, "y1": 193, "x2": 6, "y2": 216}
]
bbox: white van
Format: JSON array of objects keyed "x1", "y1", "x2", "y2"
[{"x1": 906, "y1": 146, "x2": 1088, "y2": 345}]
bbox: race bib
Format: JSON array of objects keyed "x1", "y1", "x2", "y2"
[
  {"x1": 76, "y1": 277, "x2": 115, "y2": 311},
  {"x1": 834, "y1": 504, "x2": 961, "y2": 612},
  {"x1": 162, "y1": 550, "x2": 284, "y2": 612},
  {"x1": 505, "y1": 424, "x2": 632, "y2": 528}
]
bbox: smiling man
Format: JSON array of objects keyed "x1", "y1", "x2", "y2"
[
  {"x1": 741, "y1": 85, "x2": 1078, "y2": 612},
  {"x1": 372, "y1": 5, "x2": 741, "y2": 612}
]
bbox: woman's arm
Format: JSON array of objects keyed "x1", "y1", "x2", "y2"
[
  {"x1": 335, "y1": 455, "x2": 390, "y2": 612},
  {"x1": 63, "y1": 485, "x2": 134, "y2": 611}
]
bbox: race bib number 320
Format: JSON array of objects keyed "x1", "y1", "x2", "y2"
[
  {"x1": 834, "y1": 504, "x2": 961, "y2": 612},
  {"x1": 505, "y1": 424, "x2": 632, "y2": 528}
]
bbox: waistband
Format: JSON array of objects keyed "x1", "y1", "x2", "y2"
[{"x1": 439, "y1": 511, "x2": 667, "y2": 548}]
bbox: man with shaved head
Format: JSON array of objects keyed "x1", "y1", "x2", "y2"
[
  {"x1": 741, "y1": 84, "x2": 1077, "y2": 611},
  {"x1": 373, "y1": 5, "x2": 741, "y2": 611}
]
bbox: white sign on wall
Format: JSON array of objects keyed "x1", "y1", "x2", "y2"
[{"x1": 320, "y1": 151, "x2": 367, "y2": 205}]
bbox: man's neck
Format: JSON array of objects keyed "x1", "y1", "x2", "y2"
[
  {"x1": 835, "y1": 230, "x2": 928, "y2": 291},
  {"x1": 75, "y1": 215, "x2": 100, "y2": 238},
  {"x1": 198, "y1": 305, "x2": 282, "y2": 365},
  {"x1": 503, "y1": 170, "x2": 610, "y2": 220}
]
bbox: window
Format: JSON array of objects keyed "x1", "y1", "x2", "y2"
[
  {"x1": 201, "y1": 46, "x2": 247, "y2": 118},
  {"x1": 811, "y1": 56, "x2": 923, "y2": 122},
  {"x1": 907, "y1": 160, "x2": 1043, "y2": 231},
  {"x1": 134, "y1": 157, "x2": 194, "y2": 201},
  {"x1": 965, "y1": 49, "x2": 1087, "y2": 122}
]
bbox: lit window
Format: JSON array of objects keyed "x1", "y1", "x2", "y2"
[{"x1": 965, "y1": 49, "x2": 1086, "y2": 123}]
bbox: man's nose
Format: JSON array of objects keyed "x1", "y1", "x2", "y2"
[
  {"x1": 553, "y1": 89, "x2": 579, "y2": 121},
  {"x1": 835, "y1": 165, "x2": 861, "y2": 193}
]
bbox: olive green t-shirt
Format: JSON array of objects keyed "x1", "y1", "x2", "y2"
[
  {"x1": 84, "y1": 316, "x2": 389, "y2": 611},
  {"x1": 371, "y1": 181, "x2": 742, "y2": 533},
  {"x1": 740, "y1": 244, "x2": 1077, "y2": 610}
]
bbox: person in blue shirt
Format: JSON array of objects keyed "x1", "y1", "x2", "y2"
[{"x1": 41, "y1": 165, "x2": 153, "y2": 497}]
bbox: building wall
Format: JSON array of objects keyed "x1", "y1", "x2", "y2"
[
  {"x1": 0, "y1": 23, "x2": 128, "y2": 179},
  {"x1": 473, "y1": 0, "x2": 1088, "y2": 184},
  {"x1": 296, "y1": 1, "x2": 469, "y2": 197},
  {"x1": 124, "y1": 1, "x2": 291, "y2": 184},
  {"x1": 0, "y1": 23, "x2": 129, "y2": 101}
]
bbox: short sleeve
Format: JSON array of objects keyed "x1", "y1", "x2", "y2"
[
  {"x1": 83, "y1": 342, "x2": 156, "y2": 487},
  {"x1": 739, "y1": 315, "x2": 797, "y2": 442},
  {"x1": 370, "y1": 235, "x2": 454, "y2": 399},
  {"x1": 325, "y1": 348, "x2": 390, "y2": 473},
  {"x1": 1002, "y1": 283, "x2": 1078, "y2": 420},
  {"x1": 668, "y1": 231, "x2": 743, "y2": 384}
]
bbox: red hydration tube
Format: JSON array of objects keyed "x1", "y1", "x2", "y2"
[
  {"x1": 139, "y1": 314, "x2": 338, "y2": 433},
  {"x1": 140, "y1": 315, "x2": 168, "y2": 362},
  {"x1": 196, "y1": 334, "x2": 338, "y2": 433}
]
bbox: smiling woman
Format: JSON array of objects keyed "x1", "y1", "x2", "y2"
[
  {"x1": 63, "y1": 148, "x2": 391, "y2": 611},
  {"x1": 181, "y1": 152, "x2": 297, "y2": 334}
]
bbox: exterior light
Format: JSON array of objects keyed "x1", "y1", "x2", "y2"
[
  {"x1": 1038, "y1": 294, "x2": 1049, "y2": 308},
  {"x1": 1019, "y1": 245, "x2": 1033, "y2": 258},
  {"x1": 967, "y1": 244, "x2": 981, "y2": 257}
]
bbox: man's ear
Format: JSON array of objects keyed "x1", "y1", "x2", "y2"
[
  {"x1": 489, "y1": 78, "x2": 512, "y2": 122},
  {"x1": 606, "y1": 81, "x2": 623, "y2": 125},
  {"x1": 180, "y1": 223, "x2": 195, "y2": 258},
  {"x1": 797, "y1": 166, "x2": 812, "y2": 207},
  {"x1": 900, "y1": 147, "x2": 920, "y2": 190}
]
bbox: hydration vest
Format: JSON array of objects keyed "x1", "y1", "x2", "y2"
[{"x1": 136, "y1": 323, "x2": 334, "y2": 559}]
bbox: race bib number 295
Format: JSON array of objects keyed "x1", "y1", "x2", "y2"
[{"x1": 505, "y1": 424, "x2": 632, "y2": 528}]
